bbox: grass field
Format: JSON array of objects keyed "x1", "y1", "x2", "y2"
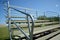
[{"x1": 0, "y1": 27, "x2": 9, "y2": 40}]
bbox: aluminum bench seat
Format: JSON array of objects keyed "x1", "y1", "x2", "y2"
[
  {"x1": 50, "y1": 34, "x2": 60, "y2": 40},
  {"x1": 7, "y1": 20, "x2": 50, "y2": 24},
  {"x1": 36, "y1": 30, "x2": 60, "y2": 40},
  {"x1": 11, "y1": 22, "x2": 58, "y2": 27},
  {"x1": 13, "y1": 24, "x2": 60, "y2": 37}
]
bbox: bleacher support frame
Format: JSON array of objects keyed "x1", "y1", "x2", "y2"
[
  {"x1": 4, "y1": 1, "x2": 60, "y2": 40},
  {"x1": 5, "y1": 1, "x2": 34, "y2": 40}
]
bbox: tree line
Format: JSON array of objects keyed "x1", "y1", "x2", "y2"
[{"x1": 37, "y1": 16, "x2": 60, "y2": 22}]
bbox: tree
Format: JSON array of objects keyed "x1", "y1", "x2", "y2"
[
  {"x1": 37, "y1": 16, "x2": 59, "y2": 22},
  {"x1": 37, "y1": 16, "x2": 47, "y2": 20}
]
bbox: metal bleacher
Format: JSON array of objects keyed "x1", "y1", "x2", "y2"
[{"x1": 4, "y1": 1, "x2": 60, "y2": 40}]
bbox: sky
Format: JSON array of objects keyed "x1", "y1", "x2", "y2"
[{"x1": 0, "y1": 0, "x2": 60, "y2": 24}]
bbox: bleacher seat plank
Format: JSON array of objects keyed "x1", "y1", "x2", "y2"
[
  {"x1": 50, "y1": 34, "x2": 60, "y2": 40},
  {"x1": 12, "y1": 22, "x2": 58, "y2": 27},
  {"x1": 13, "y1": 24, "x2": 60, "y2": 37},
  {"x1": 36, "y1": 30, "x2": 60, "y2": 40},
  {"x1": 33, "y1": 24, "x2": 60, "y2": 34},
  {"x1": 9, "y1": 20, "x2": 50, "y2": 23}
]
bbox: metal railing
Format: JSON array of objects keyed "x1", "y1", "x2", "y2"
[
  {"x1": 4, "y1": 1, "x2": 60, "y2": 40},
  {"x1": 5, "y1": 1, "x2": 34, "y2": 40}
]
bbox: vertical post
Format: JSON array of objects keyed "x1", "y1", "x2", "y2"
[
  {"x1": 59, "y1": 14, "x2": 60, "y2": 24},
  {"x1": 7, "y1": 1, "x2": 12, "y2": 40},
  {"x1": 25, "y1": 9, "x2": 27, "y2": 20},
  {"x1": 26, "y1": 16, "x2": 30, "y2": 40},
  {"x1": 27, "y1": 16, "x2": 31, "y2": 32},
  {"x1": 44, "y1": 12, "x2": 45, "y2": 20},
  {"x1": 30, "y1": 15, "x2": 34, "y2": 40},
  {"x1": 25, "y1": 9, "x2": 30, "y2": 40},
  {"x1": 58, "y1": 13, "x2": 60, "y2": 24},
  {"x1": 24, "y1": 9, "x2": 34, "y2": 40},
  {"x1": 36, "y1": 10, "x2": 38, "y2": 19}
]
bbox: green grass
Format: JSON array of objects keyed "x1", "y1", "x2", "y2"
[{"x1": 0, "y1": 27, "x2": 9, "y2": 40}]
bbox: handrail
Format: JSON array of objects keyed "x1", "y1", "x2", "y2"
[{"x1": 9, "y1": 7, "x2": 34, "y2": 40}]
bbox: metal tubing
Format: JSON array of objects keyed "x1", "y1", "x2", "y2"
[
  {"x1": 10, "y1": 7, "x2": 30, "y2": 16},
  {"x1": 4, "y1": 4, "x2": 35, "y2": 40},
  {"x1": 27, "y1": 16, "x2": 31, "y2": 35},
  {"x1": 7, "y1": 1, "x2": 12, "y2": 40},
  {"x1": 29, "y1": 15, "x2": 34, "y2": 40},
  {"x1": 13, "y1": 21, "x2": 30, "y2": 39},
  {"x1": 10, "y1": 7, "x2": 34, "y2": 40}
]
